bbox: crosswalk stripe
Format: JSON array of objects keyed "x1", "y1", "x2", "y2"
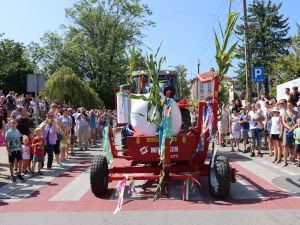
[
  {"x1": 260, "y1": 161, "x2": 298, "y2": 176},
  {"x1": 50, "y1": 169, "x2": 90, "y2": 201},
  {"x1": 0, "y1": 162, "x2": 81, "y2": 202},
  {"x1": 230, "y1": 179, "x2": 265, "y2": 200}
]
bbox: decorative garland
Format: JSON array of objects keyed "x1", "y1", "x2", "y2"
[
  {"x1": 154, "y1": 97, "x2": 173, "y2": 201},
  {"x1": 192, "y1": 103, "x2": 214, "y2": 158},
  {"x1": 182, "y1": 176, "x2": 201, "y2": 201},
  {"x1": 102, "y1": 125, "x2": 111, "y2": 166},
  {"x1": 113, "y1": 176, "x2": 136, "y2": 214}
]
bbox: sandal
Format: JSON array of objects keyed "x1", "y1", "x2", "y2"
[
  {"x1": 282, "y1": 163, "x2": 288, "y2": 167},
  {"x1": 272, "y1": 159, "x2": 277, "y2": 163},
  {"x1": 250, "y1": 152, "x2": 255, "y2": 157},
  {"x1": 257, "y1": 152, "x2": 263, "y2": 157}
]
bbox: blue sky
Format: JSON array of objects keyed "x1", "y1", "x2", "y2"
[{"x1": 0, "y1": 0, "x2": 299, "y2": 79}]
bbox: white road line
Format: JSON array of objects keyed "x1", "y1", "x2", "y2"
[
  {"x1": 50, "y1": 169, "x2": 90, "y2": 201},
  {"x1": 0, "y1": 162, "x2": 79, "y2": 202},
  {"x1": 230, "y1": 179, "x2": 266, "y2": 200}
]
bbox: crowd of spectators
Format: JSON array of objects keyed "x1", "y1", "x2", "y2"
[
  {"x1": 0, "y1": 91, "x2": 116, "y2": 182},
  {"x1": 216, "y1": 86, "x2": 300, "y2": 167}
]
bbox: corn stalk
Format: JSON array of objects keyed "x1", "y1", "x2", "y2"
[{"x1": 214, "y1": 1, "x2": 239, "y2": 106}]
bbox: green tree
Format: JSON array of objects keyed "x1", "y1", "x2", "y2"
[
  {"x1": 43, "y1": 66, "x2": 103, "y2": 109},
  {"x1": 30, "y1": 0, "x2": 153, "y2": 108},
  {"x1": 175, "y1": 65, "x2": 190, "y2": 100},
  {"x1": 270, "y1": 24, "x2": 300, "y2": 96},
  {"x1": 0, "y1": 34, "x2": 34, "y2": 94},
  {"x1": 235, "y1": 0, "x2": 291, "y2": 97}
]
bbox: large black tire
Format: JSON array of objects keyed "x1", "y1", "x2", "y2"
[
  {"x1": 208, "y1": 155, "x2": 231, "y2": 199},
  {"x1": 90, "y1": 155, "x2": 108, "y2": 197}
]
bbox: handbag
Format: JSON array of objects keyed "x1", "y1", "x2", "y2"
[
  {"x1": 286, "y1": 130, "x2": 294, "y2": 139},
  {"x1": 57, "y1": 132, "x2": 64, "y2": 141}
]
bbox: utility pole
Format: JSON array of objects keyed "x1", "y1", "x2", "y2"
[
  {"x1": 243, "y1": 0, "x2": 251, "y2": 102},
  {"x1": 197, "y1": 58, "x2": 200, "y2": 74}
]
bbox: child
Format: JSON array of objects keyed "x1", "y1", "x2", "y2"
[
  {"x1": 270, "y1": 107, "x2": 283, "y2": 164},
  {"x1": 21, "y1": 135, "x2": 31, "y2": 174},
  {"x1": 32, "y1": 128, "x2": 45, "y2": 175},
  {"x1": 60, "y1": 126, "x2": 69, "y2": 161},
  {"x1": 5, "y1": 118, "x2": 24, "y2": 182},
  {"x1": 293, "y1": 118, "x2": 300, "y2": 167},
  {"x1": 229, "y1": 109, "x2": 241, "y2": 152}
]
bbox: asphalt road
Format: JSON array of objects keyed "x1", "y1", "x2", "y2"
[{"x1": 0, "y1": 134, "x2": 299, "y2": 225}]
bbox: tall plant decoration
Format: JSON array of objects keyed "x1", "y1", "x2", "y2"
[{"x1": 214, "y1": 1, "x2": 240, "y2": 106}]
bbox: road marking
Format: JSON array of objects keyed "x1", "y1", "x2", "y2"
[
  {"x1": 0, "y1": 162, "x2": 82, "y2": 202},
  {"x1": 230, "y1": 179, "x2": 266, "y2": 200},
  {"x1": 50, "y1": 169, "x2": 90, "y2": 201}
]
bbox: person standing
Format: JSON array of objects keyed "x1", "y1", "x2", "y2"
[
  {"x1": 281, "y1": 101, "x2": 297, "y2": 167},
  {"x1": 247, "y1": 103, "x2": 265, "y2": 157},
  {"x1": 217, "y1": 104, "x2": 230, "y2": 147},
  {"x1": 89, "y1": 110, "x2": 96, "y2": 146},
  {"x1": 239, "y1": 105, "x2": 250, "y2": 153},
  {"x1": 68, "y1": 108, "x2": 76, "y2": 156},
  {"x1": 39, "y1": 113, "x2": 57, "y2": 169},
  {"x1": 77, "y1": 108, "x2": 90, "y2": 151},
  {"x1": 270, "y1": 107, "x2": 283, "y2": 164},
  {"x1": 229, "y1": 108, "x2": 241, "y2": 152},
  {"x1": 5, "y1": 118, "x2": 24, "y2": 182},
  {"x1": 293, "y1": 118, "x2": 300, "y2": 167}
]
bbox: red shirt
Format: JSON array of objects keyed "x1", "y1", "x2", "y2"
[
  {"x1": 29, "y1": 137, "x2": 34, "y2": 154},
  {"x1": 32, "y1": 137, "x2": 45, "y2": 156}
]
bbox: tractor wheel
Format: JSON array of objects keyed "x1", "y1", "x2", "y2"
[
  {"x1": 90, "y1": 155, "x2": 108, "y2": 197},
  {"x1": 208, "y1": 155, "x2": 231, "y2": 199}
]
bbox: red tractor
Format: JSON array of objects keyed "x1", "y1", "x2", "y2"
[{"x1": 90, "y1": 70, "x2": 236, "y2": 199}]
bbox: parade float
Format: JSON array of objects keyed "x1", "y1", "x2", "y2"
[{"x1": 90, "y1": 3, "x2": 239, "y2": 213}]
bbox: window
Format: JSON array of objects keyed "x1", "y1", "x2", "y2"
[
  {"x1": 207, "y1": 82, "x2": 212, "y2": 92},
  {"x1": 199, "y1": 83, "x2": 204, "y2": 92}
]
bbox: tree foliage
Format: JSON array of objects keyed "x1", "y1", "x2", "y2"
[
  {"x1": 175, "y1": 65, "x2": 190, "y2": 100},
  {"x1": 30, "y1": 0, "x2": 153, "y2": 108},
  {"x1": 0, "y1": 34, "x2": 34, "y2": 94},
  {"x1": 235, "y1": 0, "x2": 291, "y2": 97},
  {"x1": 43, "y1": 66, "x2": 103, "y2": 109},
  {"x1": 270, "y1": 24, "x2": 300, "y2": 96}
]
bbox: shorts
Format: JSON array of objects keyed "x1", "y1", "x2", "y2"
[
  {"x1": 33, "y1": 154, "x2": 44, "y2": 162},
  {"x1": 74, "y1": 125, "x2": 79, "y2": 136},
  {"x1": 241, "y1": 129, "x2": 249, "y2": 139},
  {"x1": 60, "y1": 142, "x2": 68, "y2": 148},
  {"x1": 271, "y1": 134, "x2": 281, "y2": 140},
  {"x1": 8, "y1": 150, "x2": 22, "y2": 163},
  {"x1": 22, "y1": 153, "x2": 31, "y2": 160},
  {"x1": 54, "y1": 140, "x2": 60, "y2": 155},
  {"x1": 296, "y1": 144, "x2": 300, "y2": 153}
]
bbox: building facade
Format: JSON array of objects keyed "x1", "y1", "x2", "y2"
[{"x1": 190, "y1": 69, "x2": 233, "y2": 102}]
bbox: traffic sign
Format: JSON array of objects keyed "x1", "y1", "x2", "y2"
[{"x1": 252, "y1": 67, "x2": 264, "y2": 82}]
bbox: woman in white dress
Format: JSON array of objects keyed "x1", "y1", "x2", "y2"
[
  {"x1": 229, "y1": 108, "x2": 241, "y2": 152},
  {"x1": 217, "y1": 104, "x2": 230, "y2": 147}
]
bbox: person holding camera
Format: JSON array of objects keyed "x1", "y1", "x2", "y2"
[{"x1": 76, "y1": 108, "x2": 90, "y2": 151}]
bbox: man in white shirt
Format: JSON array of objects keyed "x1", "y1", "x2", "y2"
[
  {"x1": 76, "y1": 108, "x2": 90, "y2": 151},
  {"x1": 247, "y1": 103, "x2": 265, "y2": 157}
]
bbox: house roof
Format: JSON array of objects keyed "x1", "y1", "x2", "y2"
[{"x1": 196, "y1": 70, "x2": 232, "y2": 83}]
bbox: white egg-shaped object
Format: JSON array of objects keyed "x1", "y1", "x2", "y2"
[{"x1": 130, "y1": 94, "x2": 182, "y2": 136}]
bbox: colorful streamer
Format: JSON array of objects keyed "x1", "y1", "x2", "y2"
[
  {"x1": 182, "y1": 176, "x2": 201, "y2": 201},
  {"x1": 114, "y1": 176, "x2": 136, "y2": 214},
  {"x1": 192, "y1": 103, "x2": 214, "y2": 158},
  {"x1": 158, "y1": 98, "x2": 173, "y2": 159},
  {"x1": 102, "y1": 125, "x2": 111, "y2": 165}
]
